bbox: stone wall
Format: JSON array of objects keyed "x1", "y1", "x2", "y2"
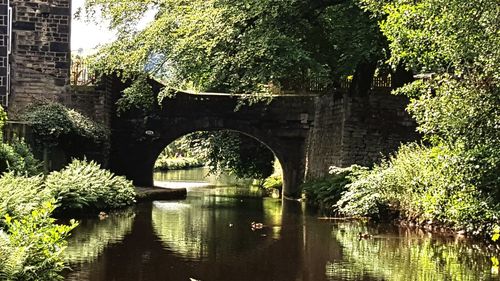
[
  {"x1": 305, "y1": 90, "x2": 418, "y2": 179},
  {"x1": 8, "y1": 0, "x2": 71, "y2": 116},
  {"x1": 69, "y1": 83, "x2": 113, "y2": 128},
  {"x1": 0, "y1": 0, "x2": 8, "y2": 106},
  {"x1": 305, "y1": 93, "x2": 344, "y2": 179}
]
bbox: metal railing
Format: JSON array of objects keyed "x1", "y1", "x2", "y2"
[{"x1": 71, "y1": 56, "x2": 96, "y2": 86}]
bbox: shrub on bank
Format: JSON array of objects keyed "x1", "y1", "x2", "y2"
[
  {"x1": 0, "y1": 201, "x2": 77, "y2": 281},
  {"x1": 303, "y1": 165, "x2": 366, "y2": 216},
  {"x1": 263, "y1": 174, "x2": 282, "y2": 190},
  {"x1": 0, "y1": 141, "x2": 42, "y2": 176},
  {"x1": 0, "y1": 173, "x2": 49, "y2": 226},
  {"x1": 336, "y1": 144, "x2": 500, "y2": 235},
  {"x1": 45, "y1": 159, "x2": 136, "y2": 213},
  {"x1": 22, "y1": 103, "x2": 109, "y2": 148},
  {"x1": 0, "y1": 172, "x2": 77, "y2": 280},
  {"x1": 154, "y1": 156, "x2": 204, "y2": 171}
]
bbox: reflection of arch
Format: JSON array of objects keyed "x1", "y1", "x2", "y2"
[
  {"x1": 110, "y1": 92, "x2": 314, "y2": 198},
  {"x1": 151, "y1": 197, "x2": 283, "y2": 261}
]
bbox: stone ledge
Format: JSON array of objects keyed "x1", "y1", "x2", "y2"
[{"x1": 135, "y1": 186, "x2": 187, "y2": 202}]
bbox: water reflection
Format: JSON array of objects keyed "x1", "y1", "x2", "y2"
[
  {"x1": 64, "y1": 209, "x2": 135, "y2": 264},
  {"x1": 63, "y1": 169, "x2": 499, "y2": 281},
  {"x1": 154, "y1": 167, "x2": 253, "y2": 187},
  {"x1": 152, "y1": 194, "x2": 284, "y2": 261},
  {"x1": 329, "y1": 222, "x2": 498, "y2": 281}
]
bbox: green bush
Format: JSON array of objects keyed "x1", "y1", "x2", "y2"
[
  {"x1": 22, "y1": 102, "x2": 109, "y2": 148},
  {"x1": 45, "y1": 159, "x2": 136, "y2": 213},
  {"x1": 337, "y1": 143, "x2": 500, "y2": 234},
  {"x1": 0, "y1": 142, "x2": 42, "y2": 176},
  {"x1": 303, "y1": 165, "x2": 367, "y2": 216},
  {"x1": 0, "y1": 173, "x2": 49, "y2": 226},
  {"x1": 263, "y1": 174, "x2": 282, "y2": 190},
  {"x1": 0, "y1": 201, "x2": 77, "y2": 281},
  {"x1": 335, "y1": 164, "x2": 391, "y2": 219},
  {"x1": 154, "y1": 157, "x2": 204, "y2": 171}
]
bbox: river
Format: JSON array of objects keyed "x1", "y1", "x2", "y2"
[{"x1": 63, "y1": 167, "x2": 499, "y2": 281}]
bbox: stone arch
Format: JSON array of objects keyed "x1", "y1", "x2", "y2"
[{"x1": 110, "y1": 115, "x2": 308, "y2": 198}]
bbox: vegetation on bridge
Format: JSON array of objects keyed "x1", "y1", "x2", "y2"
[{"x1": 23, "y1": 102, "x2": 109, "y2": 150}]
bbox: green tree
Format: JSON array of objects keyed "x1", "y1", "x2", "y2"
[
  {"x1": 359, "y1": 0, "x2": 499, "y2": 195},
  {"x1": 332, "y1": 0, "x2": 500, "y2": 235},
  {"x1": 80, "y1": 0, "x2": 385, "y2": 94},
  {"x1": 204, "y1": 131, "x2": 275, "y2": 180}
]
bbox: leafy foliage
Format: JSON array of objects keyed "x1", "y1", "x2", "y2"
[
  {"x1": 79, "y1": 0, "x2": 385, "y2": 93},
  {"x1": 0, "y1": 173, "x2": 50, "y2": 227},
  {"x1": 329, "y1": 0, "x2": 500, "y2": 237},
  {"x1": 45, "y1": 159, "x2": 136, "y2": 213},
  {"x1": 154, "y1": 132, "x2": 207, "y2": 171},
  {"x1": 116, "y1": 75, "x2": 155, "y2": 116},
  {"x1": 303, "y1": 165, "x2": 367, "y2": 216},
  {"x1": 204, "y1": 131, "x2": 274, "y2": 180},
  {"x1": 0, "y1": 141, "x2": 42, "y2": 176},
  {"x1": 22, "y1": 102, "x2": 109, "y2": 148},
  {"x1": 263, "y1": 174, "x2": 282, "y2": 191},
  {"x1": 0, "y1": 105, "x2": 7, "y2": 136},
  {"x1": 337, "y1": 144, "x2": 500, "y2": 234},
  {"x1": 0, "y1": 201, "x2": 77, "y2": 281},
  {"x1": 157, "y1": 132, "x2": 208, "y2": 159},
  {"x1": 154, "y1": 157, "x2": 204, "y2": 171},
  {"x1": 359, "y1": 0, "x2": 500, "y2": 192}
]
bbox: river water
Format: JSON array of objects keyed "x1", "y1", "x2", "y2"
[{"x1": 64, "y1": 168, "x2": 499, "y2": 281}]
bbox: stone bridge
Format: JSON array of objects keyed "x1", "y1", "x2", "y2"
[
  {"x1": 107, "y1": 78, "x2": 417, "y2": 199},
  {"x1": 110, "y1": 86, "x2": 316, "y2": 198},
  {"x1": 0, "y1": 0, "x2": 418, "y2": 198}
]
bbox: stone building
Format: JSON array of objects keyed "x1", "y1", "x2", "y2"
[{"x1": 0, "y1": 0, "x2": 71, "y2": 116}]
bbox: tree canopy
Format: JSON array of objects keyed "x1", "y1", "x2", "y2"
[{"x1": 80, "y1": 0, "x2": 385, "y2": 93}]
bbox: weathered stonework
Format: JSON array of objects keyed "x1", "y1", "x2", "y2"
[
  {"x1": 69, "y1": 81, "x2": 113, "y2": 129},
  {"x1": 108, "y1": 78, "x2": 315, "y2": 197},
  {"x1": 8, "y1": 0, "x2": 71, "y2": 116},
  {"x1": 305, "y1": 90, "x2": 418, "y2": 179},
  {"x1": 0, "y1": 0, "x2": 8, "y2": 106}
]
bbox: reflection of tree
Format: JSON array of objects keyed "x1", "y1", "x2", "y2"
[
  {"x1": 151, "y1": 201, "x2": 207, "y2": 259},
  {"x1": 329, "y1": 222, "x2": 496, "y2": 281},
  {"x1": 64, "y1": 210, "x2": 135, "y2": 264},
  {"x1": 151, "y1": 196, "x2": 283, "y2": 261}
]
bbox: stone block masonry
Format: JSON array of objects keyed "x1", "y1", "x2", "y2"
[
  {"x1": 305, "y1": 90, "x2": 418, "y2": 179},
  {"x1": 8, "y1": 0, "x2": 71, "y2": 116},
  {"x1": 0, "y1": 0, "x2": 8, "y2": 106}
]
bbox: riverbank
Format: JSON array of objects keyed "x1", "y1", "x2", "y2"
[
  {"x1": 154, "y1": 156, "x2": 205, "y2": 171},
  {"x1": 302, "y1": 156, "x2": 500, "y2": 241}
]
